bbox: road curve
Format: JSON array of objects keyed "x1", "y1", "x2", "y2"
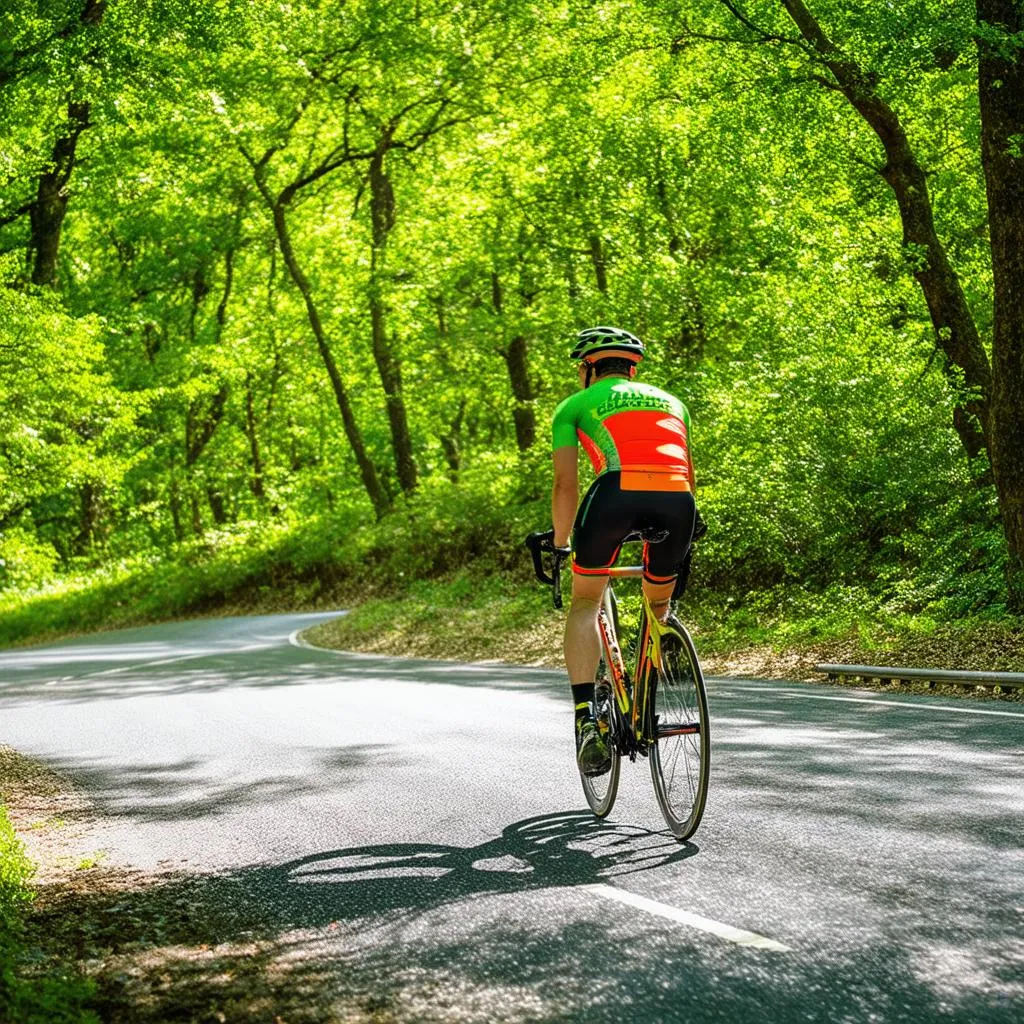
[{"x1": 1, "y1": 613, "x2": 1023, "y2": 1023}]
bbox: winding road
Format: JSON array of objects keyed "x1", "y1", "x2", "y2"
[{"x1": 1, "y1": 613, "x2": 1022, "y2": 1022}]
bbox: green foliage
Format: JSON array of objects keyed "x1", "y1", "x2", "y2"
[
  {"x1": 1, "y1": 801, "x2": 97, "y2": 1023},
  {"x1": 0, "y1": 802, "x2": 31, "y2": 1018},
  {"x1": 0, "y1": 528, "x2": 59, "y2": 590},
  {"x1": 0, "y1": 801, "x2": 33, "y2": 952},
  {"x1": 1, "y1": 0, "x2": 1019, "y2": 648}
]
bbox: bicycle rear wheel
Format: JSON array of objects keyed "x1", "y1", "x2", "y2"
[
  {"x1": 579, "y1": 663, "x2": 621, "y2": 817},
  {"x1": 648, "y1": 622, "x2": 710, "y2": 840}
]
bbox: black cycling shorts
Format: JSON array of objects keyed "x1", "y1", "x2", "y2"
[{"x1": 572, "y1": 471, "x2": 696, "y2": 584}]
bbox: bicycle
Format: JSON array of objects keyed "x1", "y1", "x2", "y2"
[{"x1": 525, "y1": 529, "x2": 710, "y2": 841}]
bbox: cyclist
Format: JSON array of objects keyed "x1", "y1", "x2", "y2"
[{"x1": 551, "y1": 326, "x2": 697, "y2": 777}]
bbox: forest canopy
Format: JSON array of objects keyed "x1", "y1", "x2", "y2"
[{"x1": 1, "y1": 0, "x2": 1022, "y2": 637}]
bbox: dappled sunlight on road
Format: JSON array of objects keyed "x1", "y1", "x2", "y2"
[{"x1": 3, "y1": 614, "x2": 1023, "y2": 1022}]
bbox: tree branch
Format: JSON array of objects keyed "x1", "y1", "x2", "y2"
[
  {"x1": 0, "y1": 199, "x2": 33, "y2": 227},
  {"x1": 716, "y1": 0, "x2": 806, "y2": 47}
]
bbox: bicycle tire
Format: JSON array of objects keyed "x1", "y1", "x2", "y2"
[
  {"x1": 648, "y1": 620, "x2": 710, "y2": 840},
  {"x1": 579, "y1": 660, "x2": 621, "y2": 817}
]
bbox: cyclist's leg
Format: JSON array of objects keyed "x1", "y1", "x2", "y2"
[
  {"x1": 566, "y1": 569, "x2": 613, "y2": 775},
  {"x1": 566, "y1": 473, "x2": 626, "y2": 681},
  {"x1": 641, "y1": 491, "x2": 696, "y2": 622},
  {"x1": 641, "y1": 572, "x2": 676, "y2": 624},
  {"x1": 565, "y1": 570, "x2": 608, "y2": 683},
  {"x1": 567, "y1": 473, "x2": 630, "y2": 776}
]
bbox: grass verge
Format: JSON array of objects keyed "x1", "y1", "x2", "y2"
[
  {"x1": 305, "y1": 570, "x2": 1024, "y2": 700},
  {"x1": 0, "y1": 797, "x2": 97, "y2": 1024},
  {"x1": 0, "y1": 470, "x2": 547, "y2": 649}
]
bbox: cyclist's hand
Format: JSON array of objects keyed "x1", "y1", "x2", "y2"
[{"x1": 553, "y1": 546, "x2": 571, "y2": 570}]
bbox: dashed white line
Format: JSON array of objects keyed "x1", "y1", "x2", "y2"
[{"x1": 586, "y1": 884, "x2": 793, "y2": 952}]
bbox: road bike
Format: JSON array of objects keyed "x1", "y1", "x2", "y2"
[{"x1": 525, "y1": 530, "x2": 710, "y2": 841}]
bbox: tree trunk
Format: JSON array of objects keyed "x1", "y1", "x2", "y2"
[
  {"x1": 368, "y1": 147, "x2": 417, "y2": 494},
  {"x1": 491, "y1": 267, "x2": 538, "y2": 451},
  {"x1": 566, "y1": 256, "x2": 580, "y2": 301},
  {"x1": 269, "y1": 198, "x2": 390, "y2": 517},
  {"x1": 433, "y1": 294, "x2": 448, "y2": 337},
  {"x1": 515, "y1": 251, "x2": 540, "y2": 450},
  {"x1": 168, "y1": 471, "x2": 184, "y2": 543},
  {"x1": 778, "y1": 0, "x2": 991, "y2": 459},
  {"x1": 185, "y1": 384, "x2": 229, "y2": 469},
  {"x1": 440, "y1": 398, "x2": 466, "y2": 481},
  {"x1": 73, "y1": 481, "x2": 100, "y2": 555},
  {"x1": 181, "y1": 242, "x2": 235, "y2": 531},
  {"x1": 207, "y1": 484, "x2": 227, "y2": 525},
  {"x1": 29, "y1": 100, "x2": 90, "y2": 286},
  {"x1": 188, "y1": 265, "x2": 210, "y2": 342},
  {"x1": 26, "y1": 1, "x2": 104, "y2": 285},
  {"x1": 588, "y1": 233, "x2": 608, "y2": 293},
  {"x1": 370, "y1": 294, "x2": 418, "y2": 492},
  {"x1": 504, "y1": 334, "x2": 537, "y2": 451},
  {"x1": 244, "y1": 375, "x2": 267, "y2": 500},
  {"x1": 977, "y1": 0, "x2": 1024, "y2": 612}
]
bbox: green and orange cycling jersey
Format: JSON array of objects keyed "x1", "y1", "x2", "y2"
[{"x1": 551, "y1": 377, "x2": 693, "y2": 492}]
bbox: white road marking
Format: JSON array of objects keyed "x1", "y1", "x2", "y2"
[
  {"x1": 586, "y1": 883, "x2": 793, "y2": 952},
  {"x1": 774, "y1": 691, "x2": 1024, "y2": 720},
  {"x1": 288, "y1": 628, "x2": 313, "y2": 649},
  {"x1": 288, "y1": 614, "x2": 349, "y2": 651}
]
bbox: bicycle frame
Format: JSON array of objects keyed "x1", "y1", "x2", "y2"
[
  {"x1": 525, "y1": 528, "x2": 710, "y2": 839},
  {"x1": 523, "y1": 529, "x2": 685, "y2": 747},
  {"x1": 598, "y1": 565, "x2": 683, "y2": 752}
]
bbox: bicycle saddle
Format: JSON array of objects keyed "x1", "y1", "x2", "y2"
[{"x1": 623, "y1": 527, "x2": 670, "y2": 544}]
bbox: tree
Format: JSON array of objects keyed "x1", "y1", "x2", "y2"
[
  {"x1": 688, "y1": 0, "x2": 1024, "y2": 609},
  {"x1": 976, "y1": 0, "x2": 1024, "y2": 608}
]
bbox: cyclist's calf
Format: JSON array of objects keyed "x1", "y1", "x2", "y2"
[
  {"x1": 565, "y1": 574, "x2": 607, "y2": 684},
  {"x1": 643, "y1": 578, "x2": 675, "y2": 623}
]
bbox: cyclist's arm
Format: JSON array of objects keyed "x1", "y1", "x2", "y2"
[{"x1": 552, "y1": 446, "x2": 577, "y2": 548}]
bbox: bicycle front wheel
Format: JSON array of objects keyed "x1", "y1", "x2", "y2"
[
  {"x1": 580, "y1": 666, "x2": 621, "y2": 817},
  {"x1": 648, "y1": 622, "x2": 710, "y2": 840}
]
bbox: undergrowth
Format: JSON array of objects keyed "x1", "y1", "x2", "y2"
[
  {"x1": 0, "y1": 803, "x2": 97, "y2": 1024},
  {"x1": 1, "y1": 453, "x2": 1018, "y2": 665},
  {"x1": 306, "y1": 558, "x2": 1024, "y2": 678}
]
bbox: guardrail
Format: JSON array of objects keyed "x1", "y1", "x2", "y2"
[{"x1": 814, "y1": 663, "x2": 1024, "y2": 693}]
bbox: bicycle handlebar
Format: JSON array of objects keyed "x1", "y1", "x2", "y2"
[
  {"x1": 524, "y1": 530, "x2": 568, "y2": 609},
  {"x1": 526, "y1": 516, "x2": 704, "y2": 610}
]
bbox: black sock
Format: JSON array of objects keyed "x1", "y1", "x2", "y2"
[{"x1": 572, "y1": 682, "x2": 595, "y2": 721}]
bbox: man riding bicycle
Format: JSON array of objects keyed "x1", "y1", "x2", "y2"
[{"x1": 551, "y1": 326, "x2": 697, "y2": 777}]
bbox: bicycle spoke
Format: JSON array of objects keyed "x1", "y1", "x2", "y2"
[{"x1": 649, "y1": 623, "x2": 710, "y2": 841}]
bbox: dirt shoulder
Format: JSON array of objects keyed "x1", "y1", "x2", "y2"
[
  {"x1": 304, "y1": 609, "x2": 1024, "y2": 704},
  {"x1": 0, "y1": 747, "x2": 398, "y2": 1024}
]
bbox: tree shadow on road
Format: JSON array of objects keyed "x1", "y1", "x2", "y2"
[
  {"x1": 0, "y1": 644, "x2": 568, "y2": 704},
  {"x1": 29, "y1": 810, "x2": 1023, "y2": 1024},
  {"x1": 30, "y1": 811, "x2": 703, "y2": 1022}
]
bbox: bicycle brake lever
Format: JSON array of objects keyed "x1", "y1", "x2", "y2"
[{"x1": 524, "y1": 530, "x2": 556, "y2": 585}]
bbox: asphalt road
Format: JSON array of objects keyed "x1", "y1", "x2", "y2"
[{"x1": 1, "y1": 613, "x2": 1022, "y2": 1023}]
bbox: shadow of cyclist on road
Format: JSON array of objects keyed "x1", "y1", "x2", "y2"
[{"x1": 262, "y1": 810, "x2": 699, "y2": 928}]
